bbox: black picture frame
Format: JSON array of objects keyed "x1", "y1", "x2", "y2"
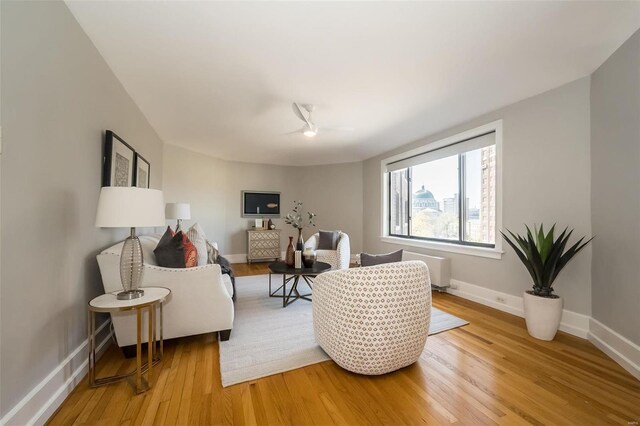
[
  {"x1": 134, "y1": 153, "x2": 151, "y2": 188},
  {"x1": 103, "y1": 130, "x2": 135, "y2": 187},
  {"x1": 242, "y1": 191, "x2": 281, "y2": 217}
]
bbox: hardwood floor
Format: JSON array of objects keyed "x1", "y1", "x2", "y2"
[{"x1": 48, "y1": 262, "x2": 640, "y2": 425}]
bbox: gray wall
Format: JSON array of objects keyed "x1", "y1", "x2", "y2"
[
  {"x1": 293, "y1": 162, "x2": 363, "y2": 253},
  {"x1": 363, "y1": 77, "x2": 593, "y2": 314},
  {"x1": 0, "y1": 1, "x2": 164, "y2": 416},
  {"x1": 591, "y1": 29, "x2": 640, "y2": 345},
  {"x1": 163, "y1": 144, "x2": 363, "y2": 255},
  {"x1": 162, "y1": 144, "x2": 297, "y2": 254}
]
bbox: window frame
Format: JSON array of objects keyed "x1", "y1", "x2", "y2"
[{"x1": 380, "y1": 120, "x2": 503, "y2": 260}]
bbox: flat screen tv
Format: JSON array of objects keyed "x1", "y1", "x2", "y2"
[{"x1": 242, "y1": 191, "x2": 281, "y2": 217}]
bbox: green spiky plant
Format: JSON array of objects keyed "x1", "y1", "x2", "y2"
[{"x1": 501, "y1": 225, "x2": 593, "y2": 298}]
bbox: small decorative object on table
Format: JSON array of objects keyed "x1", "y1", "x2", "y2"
[
  {"x1": 294, "y1": 250, "x2": 302, "y2": 269},
  {"x1": 285, "y1": 236, "x2": 295, "y2": 267},
  {"x1": 267, "y1": 218, "x2": 275, "y2": 230},
  {"x1": 302, "y1": 247, "x2": 317, "y2": 267},
  {"x1": 502, "y1": 224, "x2": 592, "y2": 341},
  {"x1": 284, "y1": 200, "x2": 316, "y2": 250}
]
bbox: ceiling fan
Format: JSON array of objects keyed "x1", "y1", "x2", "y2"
[{"x1": 286, "y1": 103, "x2": 354, "y2": 138}]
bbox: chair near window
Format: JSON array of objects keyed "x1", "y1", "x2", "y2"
[{"x1": 303, "y1": 231, "x2": 350, "y2": 270}]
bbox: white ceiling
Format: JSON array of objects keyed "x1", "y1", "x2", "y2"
[{"x1": 66, "y1": 1, "x2": 640, "y2": 166}]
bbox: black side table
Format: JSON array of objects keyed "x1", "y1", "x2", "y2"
[{"x1": 268, "y1": 261, "x2": 331, "y2": 307}]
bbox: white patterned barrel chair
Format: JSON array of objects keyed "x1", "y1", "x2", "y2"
[
  {"x1": 304, "y1": 232, "x2": 350, "y2": 270},
  {"x1": 313, "y1": 261, "x2": 431, "y2": 375}
]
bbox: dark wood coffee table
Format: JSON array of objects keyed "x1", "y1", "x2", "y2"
[{"x1": 268, "y1": 261, "x2": 331, "y2": 307}]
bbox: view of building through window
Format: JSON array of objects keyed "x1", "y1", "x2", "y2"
[{"x1": 388, "y1": 144, "x2": 496, "y2": 246}]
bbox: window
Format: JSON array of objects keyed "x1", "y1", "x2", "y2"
[{"x1": 385, "y1": 130, "x2": 497, "y2": 249}]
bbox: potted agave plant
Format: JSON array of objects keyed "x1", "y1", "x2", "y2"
[{"x1": 501, "y1": 225, "x2": 592, "y2": 341}]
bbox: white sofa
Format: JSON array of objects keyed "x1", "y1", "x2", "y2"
[
  {"x1": 304, "y1": 231, "x2": 350, "y2": 270},
  {"x1": 313, "y1": 261, "x2": 431, "y2": 375},
  {"x1": 97, "y1": 234, "x2": 234, "y2": 346}
]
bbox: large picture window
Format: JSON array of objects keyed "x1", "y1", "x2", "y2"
[{"x1": 386, "y1": 131, "x2": 497, "y2": 248}]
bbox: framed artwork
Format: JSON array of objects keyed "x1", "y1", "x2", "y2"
[
  {"x1": 242, "y1": 191, "x2": 281, "y2": 217},
  {"x1": 103, "y1": 130, "x2": 135, "y2": 187},
  {"x1": 135, "y1": 153, "x2": 150, "y2": 188}
]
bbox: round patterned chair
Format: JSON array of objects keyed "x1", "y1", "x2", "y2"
[
  {"x1": 304, "y1": 232, "x2": 350, "y2": 270},
  {"x1": 312, "y1": 261, "x2": 432, "y2": 375}
]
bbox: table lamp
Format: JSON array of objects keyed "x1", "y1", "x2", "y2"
[
  {"x1": 96, "y1": 187, "x2": 165, "y2": 300},
  {"x1": 165, "y1": 202, "x2": 191, "y2": 231}
]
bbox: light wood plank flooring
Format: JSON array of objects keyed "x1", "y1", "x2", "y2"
[{"x1": 47, "y1": 263, "x2": 640, "y2": 425}]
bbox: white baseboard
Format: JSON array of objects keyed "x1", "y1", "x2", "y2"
[
  {"x1": 447, "y1": 279, "x2": 590, "y2": 338},
  {"x1": 223, "y1": 254, "x2": 248, "y2": 263},
  {"x1": 588, "y1": 318, "x2": 640, "y2": 381},
  {"x1": 1, "y1": 320, "x2": 113, "y2": 426}
]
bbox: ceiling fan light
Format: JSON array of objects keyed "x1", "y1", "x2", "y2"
[{"x1": 303, "y1": 123, "x2": 317, "y2": 137}]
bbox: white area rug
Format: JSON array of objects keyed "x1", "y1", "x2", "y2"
[{"x1": 219, "y1": 274, "x2": 468, "y2": 387}]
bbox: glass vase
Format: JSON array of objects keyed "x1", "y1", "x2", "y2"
[{"x1": 296, "y1": 228, "x2": 305, "y2": 251}]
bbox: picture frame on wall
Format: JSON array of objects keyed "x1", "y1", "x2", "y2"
[
  {"x1": 135, "y1": 153, "x2": 150, "y2": 188},
  {"x1": 103, "y1": 130, "x2": 135, "y2": 187}
]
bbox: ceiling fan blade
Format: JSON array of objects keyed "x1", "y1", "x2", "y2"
[
  {"x1": 282, "y1": 126, "x2": 305, "y2": 135},
  {"x1": 318, "y1": 126, "x2": 355, "y2": 132},
  {"x1": 292, "y1": 102, "x2": 312, "y2": 126}
]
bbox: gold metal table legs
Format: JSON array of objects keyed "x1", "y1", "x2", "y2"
[{"x1": 88, "y1": 302, "x2": 164, "y2": 394}]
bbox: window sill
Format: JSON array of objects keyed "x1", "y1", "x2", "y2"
[{"x1": 380, "y1": 236, "x2": 503, "y2": 260}]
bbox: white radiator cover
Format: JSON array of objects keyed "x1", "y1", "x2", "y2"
[{"x1": 402, "y1": 251, "x2": 451, "y2": 288}]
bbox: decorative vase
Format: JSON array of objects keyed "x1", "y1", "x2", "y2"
[
  {"x1": 302, "y1": 247, "x2": 317, "y2": 268},
  {"x1": 267, "y1": 218, "x2": 274, "y2": 230},
  {"x1": 523, "y1": 291, "x2": 563, "y2": 341},
  {"x1": 285, "y1": 236, "x2": 295, "y2": 267},
  {"x1": 296, "y1": 228, "x2": 304, "y2": 251}
]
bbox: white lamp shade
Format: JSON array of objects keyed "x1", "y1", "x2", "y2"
[
  {"x1": 95, "y1": 187, "x2": 166, "y2": 228},
  {"x1": 165, "y1": 203, "x2": 191, "y2": 220}
]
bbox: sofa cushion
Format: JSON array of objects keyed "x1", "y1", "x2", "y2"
[
  {"x1": 187, "y1": 223, "x2": 208, "y2": 266},
  {"x1": 318, "y1": 230, "x2": 339, "y2": 250},
  {"x1": 154, "y1": 227, "x2": 186, "y2": 268},
  {"x1": 181, "y1": 232, "x2": 198, "y2": 268},
  {"x1": 360, "y1": 249, "x2": 403, "y2": 267},
  {"x1": 206, "y1": 240, "x2": 219, "y2": 264}
]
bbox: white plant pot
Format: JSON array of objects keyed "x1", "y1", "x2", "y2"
[{"x1": 523, "y1": 292, "x2": 563, "y2": 341}]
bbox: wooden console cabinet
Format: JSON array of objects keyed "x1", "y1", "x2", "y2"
[{"x1": 247, "y1": 229, "x2": 281, "y2": 263}]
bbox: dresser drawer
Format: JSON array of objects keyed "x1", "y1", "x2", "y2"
[
  {"x1": 249, "y1": 230, "x2": 279, "y2": 241},
  {"x1": 247, "y1": 229, "x2": 281, "y2": 262},
  {"x1": 250, "y1": 248, "x2": 280, "y2": 258}
]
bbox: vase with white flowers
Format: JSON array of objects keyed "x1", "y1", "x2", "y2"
[{"x1": 284, "y1": 201, "x2": 317, "y2": 250}]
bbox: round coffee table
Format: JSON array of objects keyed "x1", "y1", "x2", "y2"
[{"x1": 268, "y1": 261, "x2": 331, "y2": 307}]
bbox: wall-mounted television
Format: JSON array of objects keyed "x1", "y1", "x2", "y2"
[{"x1": 242, "y1": 191, "x2": 281, "y2": 217}]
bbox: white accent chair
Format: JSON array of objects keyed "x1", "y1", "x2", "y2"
[
  {"x1": 96, "y1": 234, "x2": 235, "y2": 347},
  {"x1": 304, "y1": 232, "x2": 350, "y2": 270},
  {"x1": 313, "y1": 261, "x2": 431, "y2": 375}
]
